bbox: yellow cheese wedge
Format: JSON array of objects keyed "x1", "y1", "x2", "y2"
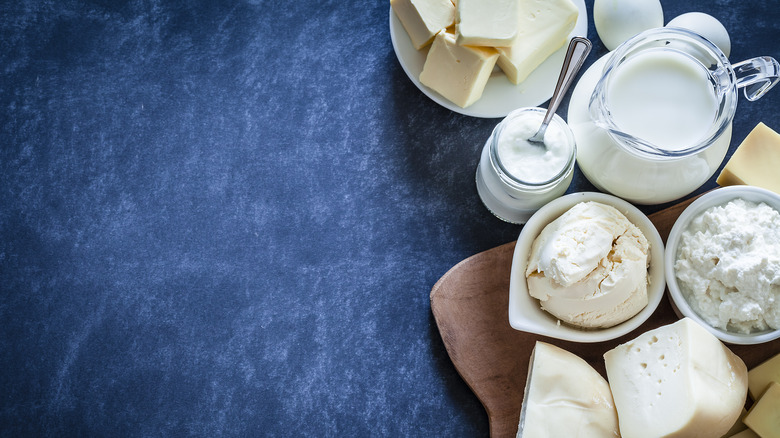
[
  {"x1": 419, "y1": 30, "x2": 498, "y2": 108},
  {"x1": 716, "y1": 122, "x2": 780, "y2": 194},
  {"x1": 391, "y1": 0, "x2": 456, "y2": 50},
  {"x1": 743, "y1": 382, "x2": 780, "y2": 438},
  {"x1": 496, "y1": 0, "x2": 579, "y2": 85},
  {"x1": 748, "y1": 352, "x2": 780, "y2": 401}
]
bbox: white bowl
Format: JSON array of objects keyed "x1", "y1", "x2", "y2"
[
  {"x1": 508, "y1": 192, "x2": 665, "y2": 343},
  {"x1": 665, "y1": 186, "x2": 780, "y2": 345}
]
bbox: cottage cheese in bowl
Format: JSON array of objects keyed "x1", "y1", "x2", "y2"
[{"x1": 666, "y1": 186, "x2": 780, "y2": 344}]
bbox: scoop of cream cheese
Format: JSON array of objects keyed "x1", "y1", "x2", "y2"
[{"x1": 525, "y1": 201, "x2": 650, "y2": 328}]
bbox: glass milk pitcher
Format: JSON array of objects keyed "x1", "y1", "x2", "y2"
[{"x1": 576, "y1": 28, "x2": 779, "y2": 204}]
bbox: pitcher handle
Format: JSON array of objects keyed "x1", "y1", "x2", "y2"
[{"x1": 733, "y1": 56, "x2": 780, "y2": 101}]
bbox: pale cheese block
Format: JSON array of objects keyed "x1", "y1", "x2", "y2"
[
  {"x1": 456, "y1": 0, "x2": 520, "y2": 47},
  {"x1": 497, "y1": 0, "x2": 579, "y2": 85},
  {"x1": 717, "y1": 122, "x2": 780, "y2": 194},
  {"x1": 419, "y1": 30, "x2": 498, "y2": 108},
  {"x1": 391, "y1": 0, "x2": 456, "y2": 50},
  {"x1": 743, "y1": 382, "x2": 780, "y2": 438},
  {"x1": 604, "y1": 318, "x2": 748, "y2": 438},
  {"x1": 517, "y1": 341, "x2": 619, "y2": 438},
  {"x1": 748, "y1": 352, "x2": 780, "y2": 400}
]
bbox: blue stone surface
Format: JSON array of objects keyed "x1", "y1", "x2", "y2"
[{"x1": 1, "y1": 0, "x2": 779, "y2": 435}]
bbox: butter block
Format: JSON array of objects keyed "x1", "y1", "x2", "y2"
[
  {"x1": 497, "y1": 0, "x2": 579, "y2": 84},
  {"x1": 456, "y1": 0, "x2": 520, "y2": 47},
  {"x1": 743, "y1": 382, "x2": 780, "y2": 438},
  {"x1": 391, "y1": 0, "x2": 456, "y2": 50},
  {"x1": 604, "y1": 318, "x2": 748, "y2": 438},
  {"x1": 518, "y1": 342, "x2": 619, "y2": 438},
  {"x1": 717, "y1": 122, "x2": 780, "y2": 194},
  {"x1": 748, "y1": 352, "x2": 780, "y2": 400},
  {"x1": 419, "y1": 30, "x2": 498, "y2": 108}
]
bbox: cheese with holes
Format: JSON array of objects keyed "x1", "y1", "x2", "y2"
[
  {"x1": 717, "y1": 122, "x2": 780, "y2": 194},
  {"x1": 391, "y1": 0, "x2": 456, "y2": 50},
  {"x1": 748, "y1": 352, "x2": 780, "y2": 401},
  {"x1": 419, "y1": 30, "x2": 498, "y2": 108},
  {"x1": 497, "y1": 0, "x2": 579, "y2": 84},
  {"x1": 456, "y1": 0, "x2": 520, "y2": 47},
  {"x1": 743, "y1": 382, "x2": 780, "y2": 438},
  {"x1": 604, "y1": 318, "x2": 748, "y2": 438},
  {"x1": 517, "y1": 342, "x2": 619, "y2": 438}
]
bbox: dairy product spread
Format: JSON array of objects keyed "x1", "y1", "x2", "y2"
[
  {"x1": 419, "y1": 30, "x2": 498, "y2": 108},
  {"x1": 495, "y1": 108, "x2": 573, "y2": 184},
  {"x1": 717, "y1": 122, "x2": 780, "y2": 195},
  {"x1": 496, "y1": 0, "x2": 578, "y2": 85},
  {"x1": 456, "y1": 0, "x2": 519, "y2": 47},
  {"x1": 517, "y1": 342, "x2": 619, "y2": 438},
  {"x1": 525, "y1": 201, "x2": 650, "y2": 328},
  {"x1": 674, "y1": 198, "x2": 780, "y2": 334},
  {"x1": 390, "y1": 0, "x2": 456, "y2": 50},
  {"x1": 604, "y1": 318, "x2": 748, "y2": 438}
]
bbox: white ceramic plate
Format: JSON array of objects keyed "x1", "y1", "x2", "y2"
[
  {"x1": 389, "y1": 0, "x2": 588, "y2": 118},
  {"x1": 508, "y1": 192, "x2": 665, "y2": 343}
]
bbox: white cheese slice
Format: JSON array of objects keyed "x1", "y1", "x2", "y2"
[
  {"x1": 391, "y1": 0, "x2": 456, "y2": 50},
  {"x1": 456, "y1": 0, "x2": 520, "y2": 47},
  {"x1": 517, "y1": 341, "x2": 619, "y2": 438},
  {"x1": 497, "y1": 0, "x2": 579, "y2": 85},
  {"x1": 604, "y1": 318, "x2": 748, "y2": 438},
  {"x1": 419, "y1": 30, "x2": 498, "y2": 108}
]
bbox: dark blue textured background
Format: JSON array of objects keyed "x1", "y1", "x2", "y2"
[{"x1": 2, "y1": 0, "x2": 779, "y2": 436}]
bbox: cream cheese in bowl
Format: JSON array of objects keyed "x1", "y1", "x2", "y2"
[
  {"x1": 665, "y1": 186, "x2": 780, "y2": 344},
  {"x1": 508, "y1": 192, "x2": 665, "y2": 343}
]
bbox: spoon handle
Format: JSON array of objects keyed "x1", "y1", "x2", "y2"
[{"x1": 539, "y1": 37, "x2": 592, "y2": 135}]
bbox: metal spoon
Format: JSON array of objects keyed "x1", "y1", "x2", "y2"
[{"x1": 527, "y1": 36, "x2": 592, "y2": 146}]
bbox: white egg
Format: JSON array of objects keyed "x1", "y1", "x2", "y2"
[
  {"x1": 594, "y1": 0, "x2": 664, "y2": 51},
  {"x1": 667, "y1": 12, "x2": 731, "y2": 58}
]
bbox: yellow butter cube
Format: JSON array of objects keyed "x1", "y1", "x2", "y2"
[
  {"x1": 391, "y1": 0, "x2": 455, "y2": 50},
  {"x1": 419, "y1": 30, "x2": 498, "y2": 108},
  {"x1": 496, "y1": 0, "x2": 579, "y2": 84}
]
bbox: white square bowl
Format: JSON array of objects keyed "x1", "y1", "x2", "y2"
[{"x1": 508, "y1": 192, "x2": 666, "y2": 343}]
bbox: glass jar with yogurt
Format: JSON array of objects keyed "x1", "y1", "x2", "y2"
[
  {"x1": 569, "y1": 28, "x2": 779, "y2": 205},
  {"x1": 476, "y1": 107, "x2": 576, "y2": 224}
]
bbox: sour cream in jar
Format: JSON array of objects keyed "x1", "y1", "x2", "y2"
[{"x1": 476, "y1": 107, "x2": 576, "y2": 224}]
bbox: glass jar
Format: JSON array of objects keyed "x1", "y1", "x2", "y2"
[{"x1": 476, "y1": 107, "x2": 576, "y2": 224}]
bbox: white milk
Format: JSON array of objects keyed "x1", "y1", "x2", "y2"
[
  {"x1": 606, "y1": 49, "x2": 719, "y2": 151},
  {"x1": 568, "y1": 54, "x2": 731, "y2": 205}
]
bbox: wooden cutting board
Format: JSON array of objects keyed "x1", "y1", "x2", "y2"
[{"x1": 430, "y1": 195, "x2": 780, "y2": 438}]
